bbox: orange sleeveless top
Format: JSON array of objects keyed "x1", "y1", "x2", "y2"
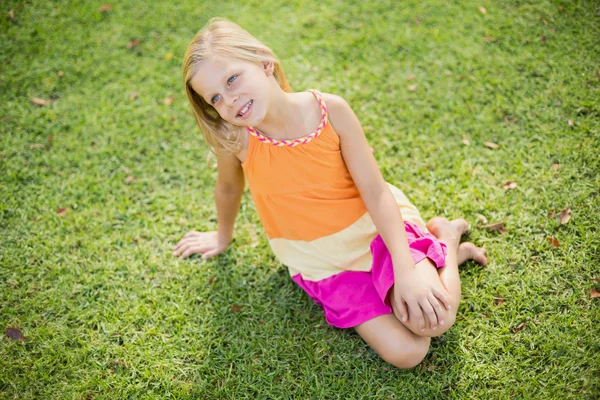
[{"x1": 241, "y1": 90, "x2": 424, "y2": 281}]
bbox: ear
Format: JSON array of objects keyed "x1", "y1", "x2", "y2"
[
  {"x1": 256, "y1": 49, "x2": 275, "y2": 76},
  {"x1": 262, "y1": 60, "x2": 274, "y2": 76}
]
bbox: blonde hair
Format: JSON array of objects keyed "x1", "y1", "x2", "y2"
[{"x1": 183, "y1": 18, "x2": 292, "y2": 155}]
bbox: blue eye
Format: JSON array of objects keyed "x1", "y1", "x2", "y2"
[
  {"x1": 211, "y1": 94, "x2": 221, "y2": 104},
  {"x1": 227, "y1": 75, "x2": 237, "y2": 85}
]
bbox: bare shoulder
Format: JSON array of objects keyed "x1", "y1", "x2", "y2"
[
  {"x1": 319, "y1": 92, "x2": 362, "y2": 138},
  {"x1": 320, "y1": 92, "x2": 353, "y2": 116}
]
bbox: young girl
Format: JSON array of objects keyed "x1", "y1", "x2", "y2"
[{"x1": 173, "y1": 18, "x2": 487, "y2": 369}]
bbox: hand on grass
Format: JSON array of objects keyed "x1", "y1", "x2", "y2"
[
  {"x1": 172, "y1": 231, "x2": 230, "y2": 260},
  {"x1": 390, "y1": 266, "x2": 451, "y2": 332}
]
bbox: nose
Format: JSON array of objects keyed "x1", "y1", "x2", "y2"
[{"x1": 224, "y1": 92, "x2": 238, "y2": 108}]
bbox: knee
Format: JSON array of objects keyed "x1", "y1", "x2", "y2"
[
  {"x1": 410, "y1": 311, "x2": 457, "y2": 338},
  {"x1": 383, "y1": 338, "x2": 429, "y2": 369},
  {"x1": 433, "y1": 311, "x2": 457, "y2": 337}
]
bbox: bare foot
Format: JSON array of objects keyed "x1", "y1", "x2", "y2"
[
  {"x1": 457, "y1": 242, "x2": 488, "y2": 266},
  {"x1": 426, "y1": 217, "x2": 469, "y2": 245}
]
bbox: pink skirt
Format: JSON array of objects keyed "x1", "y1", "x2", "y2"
[{"x1": 291, "y1": 221, "x2": 447, "y2": 329}]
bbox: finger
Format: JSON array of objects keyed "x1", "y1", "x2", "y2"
[
  {"x1": 176, "y1": 242, "x2": 208, "y2": 258},
  {"x1": 433, "y1": 288, "x2": 452, "y2": 311},
  {"x1": 201, "y1": 248, "x2": 221, "y2": 260},
  {"x1": 429, "y1": 293, "x2": 446, "y2": 326},
  {"x1": 181, "y1": 245, "x2": 210, "y2": 259},
  {"x1": 392, "y1": 297, "x2": 408, "y2": 323},
  {"x1": 420, "y1": 299, "x2": 438, "y2": 330},
  {"x1": 174, "y1": 237, "x2": 192, "y2": 251},
  {"x1": 183, "y1": 231, "x2": 201, "y2": 238},
  {"x1": 173, "y1": 240, "x2": 196, "y2": 255},
  {"x1": 397, "y1": 298, "x2": 409, "y2": 322},
  {"x1": 174, "y1": 236, "x2": 212, "y2": 253},
  {"x1": 174, "y1": 236, "x2": 205, "y2": 251},
  {"x1": 407, "y1": 301, "x2": 425, "y2": 332}
]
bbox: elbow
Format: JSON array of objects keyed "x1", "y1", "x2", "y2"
[
  {"x1": 216, "y1": 179, "x2": 245, "y2": 196},
  {"x1": 360, "y1": 181, "x2": 390, "y2": 207}
]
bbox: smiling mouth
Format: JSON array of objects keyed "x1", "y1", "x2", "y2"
[{"x1": 237, "y1": 100, "x2": 253, "y2": 117}]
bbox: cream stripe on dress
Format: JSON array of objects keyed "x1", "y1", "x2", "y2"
[{"x1": 269, "y1": 183, "x2": 426, "y2": 281}]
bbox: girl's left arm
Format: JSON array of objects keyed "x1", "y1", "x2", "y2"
[{"x1": 324, "y1": 93, "x2": 450, "y2": 332}]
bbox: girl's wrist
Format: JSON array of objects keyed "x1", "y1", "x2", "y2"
[
  {"x1": 216, "y1": 228, "x2": 233, "y2": 243},
  {"x1": 391, "y1": 255, "x2": 415, "y2": 274},
  {"x1": 218, "y1": 233, "x2": 233, "y2": 244}
]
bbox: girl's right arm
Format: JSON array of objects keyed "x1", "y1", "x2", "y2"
[{"x1": 173, "y1": 153, "x2": 245, "y2": 260}]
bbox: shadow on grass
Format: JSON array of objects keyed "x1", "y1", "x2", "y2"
[{"x1": 193, "y1": 250, "x2": 471, "y2": 397}]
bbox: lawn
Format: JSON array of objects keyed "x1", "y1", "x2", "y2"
[{"x1": 1, "y1": 0, "x2": 599, "y2": 398}]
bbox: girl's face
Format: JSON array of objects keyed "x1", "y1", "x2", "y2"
[{"x1": 190, "y1": 55, "x2": 273, "y2": 127}]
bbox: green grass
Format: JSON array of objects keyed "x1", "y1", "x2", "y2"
[{"x1": 1, "y1": 0, "x2": 599, "y2": 398}]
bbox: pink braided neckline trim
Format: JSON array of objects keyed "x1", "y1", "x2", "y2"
[{"x1": 246, "y1": 89, "x2": 328, "y2": 147}]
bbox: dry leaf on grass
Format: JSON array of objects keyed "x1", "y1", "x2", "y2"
[
  {"x1": 480, "y1": 221, "x2": 505, "y2": 233},
  {"x1": 592, "y1": 278, "x2": 600, "y2": 283},
  {"x1": 408, "y1": 74, "x2": 416, "y2": 81},
  {"x1": 125, "y1": 176, "x2": 135, "y2": 183},
  {"x1": 483, "y1": 37, "x2": 496, "y2": 42},
  {"x1": 6, "y1": 327, "x2": 25, "y2": 341},
  {"x1": 164, "y1": 96, "x2": 175, "y2": 105},
  {"x1": 559, "y1": 208, "x2": 571, "y2": 224},
  {"x1": 493, "y1": 295, "x2": 505, "y2": 306},
  {"x1": 56, "y1": 208, "x2": 68, "y2": 216},
  {"x1": 231, "y1": 305, "x2": 242, "y2": 312},
  {"x1": 111, "y1": 360, "x2": 127, "y2": 367},
  {"x1": 99, "y1": 4, "x2": 113, "y2": 12},
  {"x1": 462, "y1": 137, "x2": 470, "y2": 145},
  {"x1": 479, "y1": 6, "x2": 487, "y2": 15},
  {"x1": 8, "y1": 3, "x2": 23, "y2": 20},
  {"x1": 475, "y1": 213, "x2": 488, "y2": 224},
  {"x1": 591, "y1": 288, "x2": 600, "y2": 299},
  {"x1": 551, "y1": 163, "x2": 559, "y2": 171},
  {"x1": 484, "y1": 141, "x2": 500, "y2": 149},
  {"x1": 513, "y1": 322, "x2": 526, "y2": 333},
  {"x1": 129, "y1": 92, "x2": 139, "y2": 101},
  {"x1": 127, "y1": 39, "x2": 141, "y2": 49},
  {"x1": 30, "y1": 98, "x2": 49, "y2": 106},
  {"x1": 408, "y1": 84, "x2": 417, "y2": 91},
  {"x1": 57, "y1": 71, "x2": 64, "y2": 78},
  {"x1": 503, "y1": 181, "x2": 517, "y2": 190},
  {"x1": 547, "y1": 237, "x2": 560, "y2": 247}
]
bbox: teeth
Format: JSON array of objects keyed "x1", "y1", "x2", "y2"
[{"x1": 238, "y1": 100, "x2": 252, "y2": 117}]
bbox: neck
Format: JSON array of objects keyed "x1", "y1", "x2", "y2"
[{"x1": 254, "y1": 80, "x2": 302, "y2": 139}]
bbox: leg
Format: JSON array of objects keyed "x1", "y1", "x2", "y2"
[
  {"x1": 388, "y1": 257, "x2": 457, "y2": 337},
  {"x1": 393, "y1": 218, "x2": 487, "y2": 337},
  {"x1": 354, "y1": 314, "x2": 430, "y2": 369},
  {"x1": 427, "y1": 217, "x2": 487, "y2": 311},
  {"x1": 426, "y1": 217, "x2": 468, "y2": 316}
]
